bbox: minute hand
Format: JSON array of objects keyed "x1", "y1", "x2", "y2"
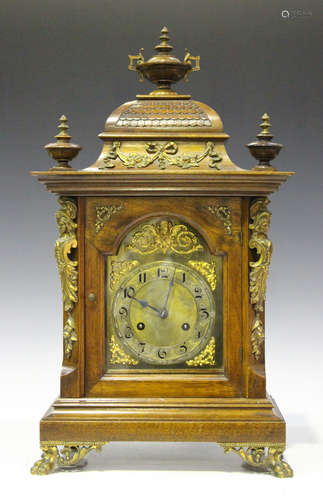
[
  {"x1": 163, "y1": 273, "x2": 175, "y2": 311},
  {"x1": 132, "y1": 297, "x2": 162, "y2": 315}
]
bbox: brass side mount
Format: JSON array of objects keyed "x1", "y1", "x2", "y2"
[{"x1": 128, "y1": 27, "x2": 200, "y2": 97}]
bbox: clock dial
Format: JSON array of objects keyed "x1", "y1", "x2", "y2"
[{"x1": 112, "y1": 261, "x2": 215, "y2": 365}]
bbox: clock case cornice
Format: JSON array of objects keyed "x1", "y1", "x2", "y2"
[{"x1": 31, "y1": 170, "x2": 294, "y2": 197}]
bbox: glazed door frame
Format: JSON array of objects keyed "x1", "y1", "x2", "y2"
[{"x1": 84, "y1": 196, "x2": 243, "y2": 398}]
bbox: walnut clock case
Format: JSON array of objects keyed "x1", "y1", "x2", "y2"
[{"x1": 31, "y1": 28, "x2": 294, "y2": 477}]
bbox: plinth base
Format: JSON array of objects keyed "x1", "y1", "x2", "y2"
[{"x1": 31, "y1": 394, "x2": 293, "y2": 477}]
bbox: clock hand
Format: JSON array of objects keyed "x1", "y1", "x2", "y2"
[
  {"x1": 160, "y1": 272, "x2": 175, "y2": 318},
  {"x1": 132, "y1": 297, "x2": 163, "y2": 316}
]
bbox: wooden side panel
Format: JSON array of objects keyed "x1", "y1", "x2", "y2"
[{"x1": 60, "y1": 197, "x2": 85, "y2": 398}]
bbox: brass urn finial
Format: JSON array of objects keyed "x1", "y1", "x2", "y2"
[
  {"x1": 45, "y1": 115, "x2": 82, "y2": 170},
  {"x1": 154, "y1": 26, "x2": 173, "y2": 53},
  {"x1": 246, "y1": 113, "x2": 283, "y2": 171},
  {"x1": 128, "y1": 27, "x2": 200, "y2": 97}
]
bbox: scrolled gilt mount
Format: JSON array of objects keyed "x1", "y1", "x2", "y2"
[{"x1": 100, "y1": 141, "x2": 222, "y2": 170}]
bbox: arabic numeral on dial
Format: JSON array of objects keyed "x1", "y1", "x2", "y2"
[
  {"x1": 194, "y1": 287, "x2": 202, "y2": 299},
  {"x1": 139, "y1": 272, "x2": 146, "y2": 283},
  {"x1": 180, "y1": 344, "x2": 187, "y2": 353},
  {"x1": 197, "y1": 331, "x2": 201, "y2": 338},
  {"x1": 138, "y1": 342, "x2": 146, "y2": 353},
  {"x1": 119, "y1": 306, "x2": 128, "y2": 319},
  {"x1": 124, "y1": 286, "x2": 135, "y2": 298},
  {"x1": 157, "y1": 267, "x2": 168, "y2": 279},
  {"x1": 182, "y1": 272, "x2": 186, "y2": 283},
  {"x1": 125, "y1": 327, "x2": 133, "y2": 339},
  {"x1": 199, "y1": 307, "x2": 209, "y2": 320},
  {"x1": 158, "y1": 348, "x2": 167, "y2": 359}
]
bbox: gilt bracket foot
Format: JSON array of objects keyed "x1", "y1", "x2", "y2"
[
  {"x1": 220, "y1": 444, "x2": 293, "y2": 478},
  {"x1": 31, "y1": 442, "x2": 107, "y2": 475}
]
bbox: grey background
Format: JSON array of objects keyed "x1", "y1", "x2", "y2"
[{"x1": 0, "y1": 0, "x2": 322, "y2": 488}]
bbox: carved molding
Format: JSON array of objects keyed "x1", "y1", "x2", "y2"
[
  {"x1": 249, "y1": 198, "x2": 272, "y2": 360},
  {"x1": 127, "y1": 220, "x2": 203, "y2": 255},
  {"x1": 188, "y1": 261, "x2": 217, "y2": 291},
  {"x1": 110, "y1": 260, "x2": 139, "y2": 290},
  {"x1": 221, "y1": 446, "x2": 293, "y2": 478},
  {"x1": 95, "y1": 205, "x2": 124, "y2": 233},
  {"x1": 109, "y1": 334, "x2": 139, "y2": 365},
  {"x1": 205, "y1": 205, "x2": 232, "y2": 235},
  {"x1": 54, "y1": 197, "x2": 78, "y2": 359},
  {"x1": 100, "y1": 141, "x2": 222, "y2": 170},
  {"x1": 31, "y1": 444, "x2": 104, "y2": 475},
  {"x1": 186, "y1": 337, "x2": 216, "y2": 367}
]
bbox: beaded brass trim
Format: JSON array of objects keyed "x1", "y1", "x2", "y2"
[
  {"x1": 100, "y1": 141, "x2": 222, "y2": 170},
  {"x1": 54, "y1": 197, "x2": 78, "y2": 359}
]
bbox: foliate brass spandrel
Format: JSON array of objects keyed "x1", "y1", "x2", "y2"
[
  {"x1": 100, "y1": 141, "x2": 222, "y2": 170},
  {"x1": 31, "y1": 443, "x2": 104, "y2": 475},
  {"x1": 186, "y1": 337, "x2": 216, "y2": 367},
  {"x1": 95, "y1": 204, "x2": 124, "y2": 234},
  {"x1": 221, "y1": 446, "x2": 293, "y2": 478},
  {"x1": 249, "y1": 198, "x2": 273, "y2": 360},
  {"x1": 54, "y1": 197, "x2": 78, "y2": 359},
  {"x1": 188, "y1": 261, "x2": 217, "y2": 291},
  {"x1": 109, "y1": 334, "x2": 139, "y2": 365},
  {"x1": 109, "y1": 260, "x2": 139, "y2": 290},
  {"x1": 127, "y1": 220, "x2": 203, "y2": 255},
  {"x1": 205, "y1": 205, "x2": 232, "y2": 235}
]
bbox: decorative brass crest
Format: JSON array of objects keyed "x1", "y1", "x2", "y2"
[
  {"x1": 127, "y1": 220, "x2": 203, "y2": 255},
  {"x1": 221, "y1": 446, "x2": 293, "y2": 478},
  {"x1": 188, "y1": 261, "x2": 217, "y2": 291},
  {"x1": 100, "y1": 141, "x2": 222, "y2": 170},
  {"x1": 109, "y1": 334, "x2": 139, "y2": 365},
  {"x1": 95, "y1": 204, "x2": 124, "y2": 233},
  {"x1": 206, "y1": 205, "x2": 232, "y2": 235},
  {"x1": 109, "y1": 260, "x2": 139, "y2": 290},
  {"x1": 249, "y1": 198, "x2": 272, "y2": 360},
  {"x1": 54, "y1": 197, "x2": 78, "y2": 359},
  {"x1": 31, "y1": 443, "x2": 104, "y2": 475},
  {"x1": 186, "y1": 337, "x2": 216, "y2": 367}
]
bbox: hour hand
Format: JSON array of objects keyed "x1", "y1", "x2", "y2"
[{"x1": 132, "y1": 297, "x2": 162, "y2": 315}]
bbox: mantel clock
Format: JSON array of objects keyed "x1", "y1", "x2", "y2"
[{"x1": 31, "y1": 28, "x2": 294, "y2": 477}]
